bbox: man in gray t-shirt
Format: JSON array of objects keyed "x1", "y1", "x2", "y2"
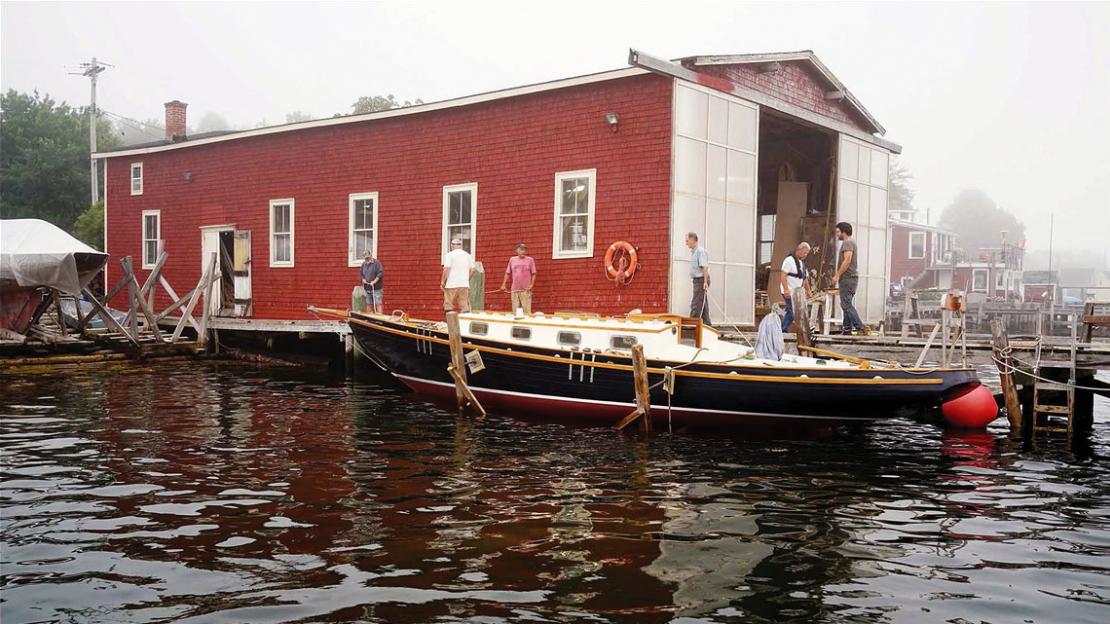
[
  {"x1": 685, "y1": 232, "x2": 711, "y2": 326},
  {"x1": 834, "y1": 222, "x2": 864, "y2": 333}
]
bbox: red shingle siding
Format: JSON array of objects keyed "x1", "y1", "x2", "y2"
[
  {"x1": 105, "y1": 74, "x2": 674, "y2": 320},
  {"x1": 889, "y1": 224, "x2": 932, "y2": 285},
  {"x1": 688, "y1": 61, "x2": 870, "y2": 132}
]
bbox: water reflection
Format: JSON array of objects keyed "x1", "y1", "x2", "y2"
[{"x1": 1, "y1": 363, "x2": 1108, "y2": 623}]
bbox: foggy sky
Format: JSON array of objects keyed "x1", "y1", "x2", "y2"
[{"x1": 3, "y1": 1, "x2": 1108, "y2": 260}]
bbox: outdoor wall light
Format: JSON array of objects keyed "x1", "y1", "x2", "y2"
[
  {"x1": 181, "y1": 172, "x2": 193, "y2": 181},
  {"x1": 605, "y1": 111, "x2": 620, "y2": 132}
]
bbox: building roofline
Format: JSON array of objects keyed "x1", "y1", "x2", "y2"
[
  {"x1": 94, "y1": 67, "x2": 649, "y2": 159},
  {"x1": 888, "y1": 219, "x2": 957, "y2": 235},
  {"x1": 629, "y1": 49, "x2": 901, "y2": 153},
  {"x1": 676, "y1": 50, "x2": 885, "y2": 136}
]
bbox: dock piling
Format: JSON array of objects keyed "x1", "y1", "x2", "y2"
[
  {"x1": 990, "y1": 318, "x2": 1024, "y2": 435},
  {"x1": 614, "y1": 344, "x2": 652, "y2": 432},
  {"x1": 445, "y1": 311, "x2": 486, "y2": 417}
]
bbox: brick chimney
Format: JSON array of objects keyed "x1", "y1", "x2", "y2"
[{"x1": 164, "y1": 100, "x2": 188, "y2": 141}]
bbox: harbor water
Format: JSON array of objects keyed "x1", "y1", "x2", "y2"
[{"x1": 2, "y1": 361, "x2": 1108, "y2": 623}]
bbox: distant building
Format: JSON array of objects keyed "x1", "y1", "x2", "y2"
[
  {"x1": 908, "y1": 242, "x2": 1025, "y2": 303},
  {"x1": 1024, "y1": 268, "x2": 1110, "y2": 304},
  {"x1": 888, "y1": 219, "x2": 957, "y2": 291},
  {"x1": 95, "y1": 50, "x2": 901, "y2": 328}
]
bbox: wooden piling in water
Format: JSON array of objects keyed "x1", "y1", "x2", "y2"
[
  {"x1": 445, "y1": 311, "x2": 486, "y2": 417},
  {"x1": 990, "y1": 318, "x2": 1024, "y2": 435},
  {"x1": 614, "y1": 344, "x2": 652, "y2": 432}
]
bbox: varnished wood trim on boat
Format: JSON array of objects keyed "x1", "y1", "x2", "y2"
[{"x1": 348, "y1": 316, "x2": 945, "y2": 386}]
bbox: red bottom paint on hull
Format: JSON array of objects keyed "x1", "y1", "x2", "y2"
[{"x1": 396, "y1": 374, "x2": 876, "y2": 429}]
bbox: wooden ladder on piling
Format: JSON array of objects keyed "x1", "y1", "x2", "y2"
[{"x1": 1031, "y1": 314, "x2": 1078, "y2": 436}]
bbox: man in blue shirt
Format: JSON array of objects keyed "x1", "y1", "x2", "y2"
[
  {"x1": 359, "y1": 251, "x2": 384, "y2": 314},
  {"x1": 686, "y1": 232, "x2": 711, "y2": 326}
]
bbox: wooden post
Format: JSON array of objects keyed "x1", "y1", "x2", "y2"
[
  {"x1": 80, "y1": 288, "x2": 139, "y2": 347},
  {"x1": 914, "y1": 324, "x2": 941, "y2": 368},
  {"x1": 990, "y1": 318, "x2": 1023, "y2": 435},
  {"x1": 173, "y1": 252, "x2": 216, "y2": 343},
  {"x1": 445, "y1": 311, "x2": 486, "y2": 416},
  {"x1": 792, "y1": 287, "x2": 812, "y2": 351},
  {"x1": 121, "y1": 257, "x2": 165, "y2": 342},
  {"x1": 120, "y1": 256, "x2": 140, "y2": 339},
  {"x1": 614, "y1": 344, "x2": 652, "y2": 432}
]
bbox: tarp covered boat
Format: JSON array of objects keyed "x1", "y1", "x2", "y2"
[{"x1": 0, "y1": 219, "x2": 108, "y2": 335}]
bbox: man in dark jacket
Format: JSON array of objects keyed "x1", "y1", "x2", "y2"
[{"x1": 360, "y1": 251, "x2": 384, "y2": 314}]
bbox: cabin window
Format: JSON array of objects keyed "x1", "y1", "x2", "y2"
[
  {"x1": 610, "y1": 335, "x2": 637, "y2": 350},
  {"x1": 141, "y1": 210, "x2": 160, "y2": 269},
  {"x1": 269, "y1": 198, "x2": 295, "y2": 267},
  {"x1": 511, "y1": 326, "x2": 531, "y2": 340},
  {"x1": 557, "y1": 331, "x2": 581, "y2": 346},
  {"x1": 972, "y1": 269, "x2": 988, "y2": 292},
  {"x1": 469, "y1": 321, "x2": 489, "y2": 336},
  {"x1": 348, "y1": 192, "x2": 378, "y2": 267},
  {"x1": 908, "y1": 231, "x2": 925, "y2": 259},
  {"x1": 130, "y1": 162, "x2": 143, "y2": 195},
  {"x1": 553, "y1": 169, "x2": 596, "y2": 259},
  {"x1": 443, "y1": 183, "x2": 477, "y2": 256}
]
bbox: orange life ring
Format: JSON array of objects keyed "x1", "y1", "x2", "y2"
[{"x1": 604, "y1": 241, "x2": 638, "y2": 282}]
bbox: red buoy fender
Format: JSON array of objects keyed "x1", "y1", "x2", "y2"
[{"x1": 941, "y1": 384, "x2": 999, "y2": 429}]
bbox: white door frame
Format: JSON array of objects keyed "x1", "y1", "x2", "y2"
[{"x1": 200, "y1": 224, "x2": 235, "y2": 316}]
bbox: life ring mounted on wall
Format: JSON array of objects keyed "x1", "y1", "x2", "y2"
[{"x1": 604, "y1": 241, "x2": 639, "y2": 286}]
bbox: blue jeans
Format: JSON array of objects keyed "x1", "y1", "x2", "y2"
[
  {"x1": 840, "y1": 278, "x2": 863, "y2": 331},
  {"x1": 782, "y1": 296, "x2": 794, "y2": 333}
]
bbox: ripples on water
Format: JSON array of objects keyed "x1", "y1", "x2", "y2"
[{"x1": 1, "y1": 362, "x2": 1108, "y2": 623}]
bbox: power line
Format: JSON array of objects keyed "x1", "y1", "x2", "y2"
[{"x1": 101, "y1": 109, "x2": 164, "y2": 132}]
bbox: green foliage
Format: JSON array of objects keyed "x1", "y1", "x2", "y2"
[
  {"x1": 73, "y1": 201, "x2": 104, "y2": 250},
  {"x1": 0, "y1": 89, "x2": 120, "y2": 232},
  {"x1": 888, "y1": 158, "x2": 915, "y2": 217},
  {"x1": 939, "y1": 189, "x2": 1026, "y2": 253},
  {"x1": 285, "y1": 110, "x2": 314, "y2": 124},
  {"x1": 351, "y1": 94, "x2": 424, "y2": 114}
]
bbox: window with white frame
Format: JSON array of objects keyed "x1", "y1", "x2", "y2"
[
  {"x1": 908, "y1": 231, "x2": 925, "y2": 259},
  {"x1": 758, "y1": 214, "x2": 776, "y2": 265},
  {"x1": 131, "y1": 162, "x2": 144, "y2": 195},
  {"x1": 348, "y1": 192, "x2": 378, "y2": 266},
  {"x1": 553, "y1": 169, "x2": 596, "y2": 258},
  {"x1": 442, "y1": 183, "x2": 476, "y2": 256},
  {"x1": 141, "y1": 210, "x2": 160, "y2": 269},
  {"x1": 269, "y1": 198, "x2": 295, "y2": 267},
  {"x1": 972, "y1": 269, "x2": 988, "y2": 292}
]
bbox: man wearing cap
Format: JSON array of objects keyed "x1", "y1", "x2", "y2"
[
  {"x1": 441, "y1": 238, "x2": 475, "y2": 314},
  {"x1": 500, "y1": 243, "x2": 536, "y2": 315},
  {"x1": 359, "y1": 250, "x2": 384, "y2": 314}
]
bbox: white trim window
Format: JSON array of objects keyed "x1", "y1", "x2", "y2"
[
  {"x1": 908, "y1": 231, "x2": 925, "y2": 259},
  {"x1": 269, "y1": 198, "x2": 295, "y2": 267},
  {"x1": 131, "y1": 162, "x2": 144, "y2": 195},
  {"x1": 442, "y1": 183, "x2": 477, "y2": 256},
  {"x1": 972, "y1": 268, "x2": 988, "y2": 292},
  {"x1": 552, "y1": 169, "x2": 597, "y2": 259},
  {"x1": 141, "y1": 209, "x2": 160, "y2": 269},
  {"x1": 348, "y1": 192, "x2": 378, "y2": 267}
]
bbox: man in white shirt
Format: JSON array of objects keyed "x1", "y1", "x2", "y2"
[
  {"x1": 441, "y1": 238, "x2": 475, "y2": 314},
  {"x1": 779, "y1": 241, "x2": 812, "y2": 333}
]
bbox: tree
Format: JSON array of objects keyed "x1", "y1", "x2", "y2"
[
  {"x1": 193, "y1": 111, "x2": 232, "y2": 133},
  {"x1": 285, "y1": 110, "x2": 314, "y2": 124},
  {"x1": 351, "y1": 94, "x2": 424, "y2": 114},
  {"x1": 939, "y1": 189, "x2": 1026, "y2": 254},
  {"x1": 0, "y1": 89, "x2": 119, "y2": 231},
  {"x1": 73, "y1": 201, "x2": 104, "y2": 250},
  {"x1": 888, "y1": 158, "x2": 915, "y2": 218}
]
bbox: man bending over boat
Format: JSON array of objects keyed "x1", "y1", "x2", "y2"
[{"x1": 755, "y1": 303, "x2": 786, "y2": 361}]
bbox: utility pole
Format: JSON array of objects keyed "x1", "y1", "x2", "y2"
[
  {"x1": 71, "y1": 58, "x2": 109, "y2": 204},
  {"x1": 1048, "y1": 212, "x2": 1055, "y2": 301}
]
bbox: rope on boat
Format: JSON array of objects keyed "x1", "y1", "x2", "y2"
[{"x1": 705, "y1": 289, "x2": 753, "y2": 348}]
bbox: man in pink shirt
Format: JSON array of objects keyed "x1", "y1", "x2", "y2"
[{"x1": 500, "y1": 243, "x2": 537, "y2": 315}]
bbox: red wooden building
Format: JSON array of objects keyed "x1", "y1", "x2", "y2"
[
  {"x1": 97, "y1": 50, "x2": 900, "y2": 331},
  {"x1": 888, "y1": 219, "x2": 957, "y2": 291}
]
